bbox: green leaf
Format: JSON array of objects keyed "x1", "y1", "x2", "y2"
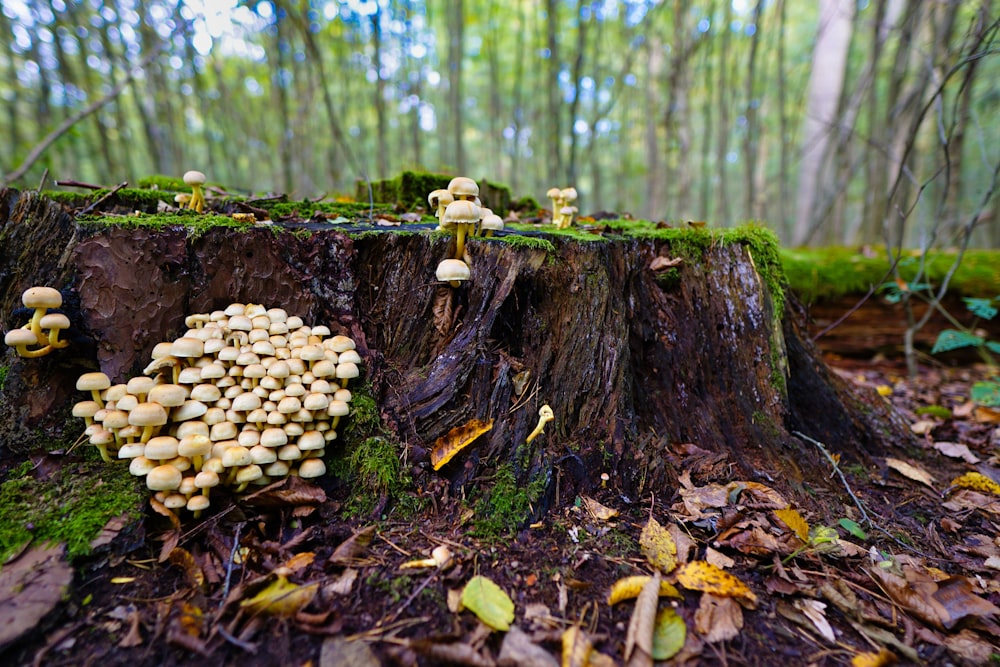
[
  {"x1": 652, "y1": 607, "x2": 687, "y2": 661},
  {"x1": 460, "y1": 575, "x2": 514, "y2": 631},
  {"x1": 838, "y1": 518, "x2": 868, "y2": 540},
  {"x1": 931, "y1": 329, "x2": 983, "y2": 354},
  {"x1": 986, "y1": 341, "x2": 1000, "y2": 355},
  {"x1": 971, "y1": 380, "x2": 1000, "y2": 408},
  {"x1": 963, "y1": 297, "x2": 998, "y2": 320}
]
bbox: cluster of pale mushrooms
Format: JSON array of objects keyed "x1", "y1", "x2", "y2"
[
  {"x1": 3, "y1": 287, "x2": 70, "y2": 358},
  {"x1": 546, "y1": 187, "x2": 578, "y2": 228},
  {"x1": 71, "y1": 303, "x2": 360, "y2": 517},
  {"x1": 428, "y1": 177, "x2": 506, "y2": 288}
]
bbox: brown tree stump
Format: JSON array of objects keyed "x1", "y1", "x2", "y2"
[{"x1": 0, "y1": 188, "x2": 913, "y2": 512}]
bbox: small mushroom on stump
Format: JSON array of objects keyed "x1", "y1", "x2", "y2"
[
  {"x1": 526, "y1": 404, "x2": 555, "y2": 443},
  {"x1": 183, "y1": 170, "x2": 207, "y2": 213}
]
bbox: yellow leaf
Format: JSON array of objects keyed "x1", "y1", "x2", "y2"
[
  {"x1": 561, "y1": 625, "x2": 593, "y2": 667},
  {"x1": 580, "y1": 495, "x2": 619, "y2": 521},
  {"x1": 607, "y1": 576, "x2": 682, "y2": 605},
  {"x1": 110, "y1": 577, "x2": 136, "y2": 584},
  {"x1": 460, "y1": 575, "x2": 514, "y2": 631},
  {"x1": 773, "y1": 507, "x2": 810, "y2": 543},
  {"x1": 431, "y1": 419, "x2": 493, "y2": 470},
  {"x1": 852, "y1": 648, "x2": 897, "y2": 667},
  {"x1": 280, "y1": 551, "x2": 315, "y2": 573},
  {"x1": 876, "y1": 385, "x2": 892, "y2": 397},
  {"x1": 640, "y1": 517, "x2": 677, "y2": 574},
  {"x1": 950, "y1": 472, "x2": 1000, "y2": 496},
  {"x1": 676, "y1": 561, "x2": 757, "y2": 609},
  {"x1": 240, "y1": 574, "x2": 318, "y2": 617}
]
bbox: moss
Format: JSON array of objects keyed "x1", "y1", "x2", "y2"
[
  {"x1": 357, "y1": 170, "x2": 452, "y2": 209},
  {"x1": 0, "y1": 458, "x2": 145, "y2": 563},
  {"x1": 259, "y1": 199, "x2": 394, "y2": 221},
  {"x1": 471, "y1": 463, "x2": 546, "y2": 540},
  {"x1": 915, "y1": 405, "x2": 952, "y2": 419},
  {"x1": 654, "y1": 267, "x2": 682, "y2": 291},
  {"x1": 509, "y1": 195, "x2": 541, "y2": 213},
  {"x1": 0, "y1": 365, "x2": 8, "y2": 391},
  {"x1": 780, "y1": 246, "x2": 1000, "y2": 302},
  {"x1": 80, "y1": 211, "x2": 254, "y2": 239},
  {"x1": 136, "y1": 174, "x2": 187, "y2": 191},
  {"x1": 496, "y1": 234, "x2": 557, "y2": 253}
]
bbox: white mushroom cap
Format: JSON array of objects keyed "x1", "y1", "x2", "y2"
[{"x1": 183, "y1": 170, "x2": 207, "y2": 186}]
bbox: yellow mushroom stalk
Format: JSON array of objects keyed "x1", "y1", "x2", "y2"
[
  {"x1": 526, "y1": 404, "x2": 554, "y2": 443},
  {"x1": 183, "y1": 170, "x2": 207, "y2": 213}
]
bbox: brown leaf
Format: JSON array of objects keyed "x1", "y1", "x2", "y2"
[
  {"x1": 89, "y1": 514, "x2": 134, "y2": 551},
  {"x1": 693, "y1": 593, "x2": 743, "y2": 643},
  {"x1": 432, "y1": 419, "x2": 494, "y2": 470},
  {"x1": 329, "y1": 526, "x2": 376, "y2": 565},
  {"x1": 580, "y1": 495, "x2": 619, "y2": 521},
  {"x1": 320, "y1": 636, "x2": 382, "y2": 667},
  {"x1": 871, "y1": 565, "x2": 1000, "y2": 629},
  {"x1": 408, "y1": 638, "x2": 497, "y2": 667},
  {"x1": 0, "y1": 544, "x2": 74, "y2": 650},
  {"x1": 242, "y1": 475, "x2": 326, "y2": 508},
  {"x1": 932, "y1": 441, "x2": 981, "y2": 464},
  {"x1": 886, "y1": 458, "x2": 936, "y2": 488},
  {"x1": 168, "y1": 547, "x2": 205, "y2": 589},
  {"x1": 649, "y1": 255, "x2": 683, "y2": 272},
  {"x1": 498, "y1": 625, "x2": 559, "y2": 667},
  {"x1": 433, "y1": 286, "x2": 456, "y2": 335},
  {"x1": 117, "y1": 607, "x2": 144, "y2": 648},
  {"x1": 624, "y1": 572, "x2": 660, "y2": 665}
]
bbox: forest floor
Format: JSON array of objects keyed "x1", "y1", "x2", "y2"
[{"x1": 2, "y1": 353, "x2": 998, "y2": 667}]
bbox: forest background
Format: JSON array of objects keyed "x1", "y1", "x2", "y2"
[{"x1": 0, "y1": 0, "x2": 997, "y2": 249}]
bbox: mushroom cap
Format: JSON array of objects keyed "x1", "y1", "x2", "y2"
[
  {"x1": 221, "y1": 445, "x2": 253, "y2": 468},
  {"x1": 481, "y1": 214, "x2": 504, "y2": 232},
  {"x1": 546, "y1": 187, "x2": 562, "y2": 198},
  {"x1": 39, "y1": 312, "x2": 70, "y2": 330},
  {"x1": 129, "y1": 402, "x2": 168, "y2": 427},
  {"x1": 125, "y1": 376, "x2": 156, "y2": 397},
  {"x1": 235, "y1": 464, "x2": 263, "y2": 485},
  {"x1": 22, "y1": 286, "x2": 62, "y2": 310},
  {"x1": 327, "y1": 400, "x2": 350, "y2": 417},
  {"x1": 327, "y1": 335, "x2": 356, "y2": 353},
  {"x1": 72, "y1": 400, "x2": 101, "y2": 419},
  {"x1": 447, "y1": 176, "x2": 479, "y2": 199},
  {"x1": 428, "y1": 189, "x2": 454, "y2": 208},
  {"x1": 183, "y1": 170, "x2": 207, "y2": 186},
  {"x1": 260, "y1": 428, "x2": 289, "y2": 448},
  {"x1": 264, "y1": 460, "x2": 290, "y2": 477},
  {"x1": 144, "y1": 436, "x2": 180, "y2": 460},
  {"x1": 298, "y1": 458, "x2": 326, "y2": 479},
  {"x1": 5, "y1": 328, "x2": 38, "y2": 347},
  {"x1": 336, "y1": 362, "x2": 360, "y2": 382},
  {"x1": 189, "y1": 383, "x2": 222, "y2": 403},
  {"x1": 178, "y1": 434, "x2": 212, "y2": 458},
  {"x1": 129, "y1": 456, "x2": 157, "y2": 476},
  {"x1": 250, "y1": 445, "x2": 278, "y2": 465},
  {"x1": 298, "y1": 431, "x2": 326, "y2": 451},
  {"x1": 436, "y1": 259, "x2": 471, "y2": 283},
  {"x1": 77, "y1": 372, "x2": 111, "y2": 394},
  {"x1": 337, "y1": 350, "x2": 362, "y2": 365},
  {"x1": 560, "y1": 187, "x2": 578, "y2": 202},
  {"x1": 187, "y1": 495, "x2": 211, "y2": 513},
  {"x1": 195, "y1": 470, "x2": 220, "y2": 489},
  {"x1": 146, "y1": 464, "x2": 183, "y2": 491},
  {"x1": 147, "y1": 383, "x2": 187, "y2": 407},
  {"x1": 442, "y1": 199, "x2": 480, "y2": 226},
  {"x1": 171, "y1": 337, "x2": 205, "y2": 358}
]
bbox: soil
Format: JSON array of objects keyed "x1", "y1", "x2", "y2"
[{"x1": 1, "y1": 354, "x2": 998, "y2": 667}]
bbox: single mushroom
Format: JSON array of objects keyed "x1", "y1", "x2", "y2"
[
  {"x1": 39, "y1": 312, "x2": 70, "y2": 349},
  {"x1": 480, "y1": 213, "x2": 504, "y2": 238},
  {"x1": 442, "y1": 199, "x2": 480, "y2": 261},
  {"x1": 21, "y1": 286, "x2": 62, "y2": 340},
  {"x1": 5, "y1": 328, "x2": 48, "y2": 358},
  {"x1": 428, "y1": 189, "x2": 455, "y2": 227},
  {"x1": 76, "y1": 372, "x2": 111, "y2": 408},
  {"x1": 546, "y1": 188, "x2": 564, "y2": 224},
  {"x1": 436, "y1": 258, "x2": 471, "y2": 288},
  {"x1": 525, "y1": 404, "x2": 555, "y2": 443},
  {"x1": 183, "y1": 170, "x2": 207, "y2": 213},
  {"x1": 447, "y1": 176, "x2": 480, "y2": 202}
]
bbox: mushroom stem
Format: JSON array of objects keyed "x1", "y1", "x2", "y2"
[
  {"x1": 454, "y1": 223, "x2": 468, "y2": 261},
  {"x1": 189, "y1": 183, "x2": 205, "y2": 213},
  {"x1": 26, "y1": 308, "x2": 46, "y2": 340},
  {"x1": 525, "y1": 404, "x2": 555, "y2": 444},
  {"x1": 94, "y1": 443, "x2": 112, "y2": 463},
  {"x1": 14, "y1": 342, "x2": 54, "y2": 358},
  {"x1": 140, "y1": 425, "x2": 157, "y2": 444}
]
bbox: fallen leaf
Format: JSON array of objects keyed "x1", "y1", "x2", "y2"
[
  {"x1": 795, "y1": 598, "x2": 835, "y2": 642},
  {"x1": 974, "y1": 405, "x2": 1000, "y2": 423},
  {"x1": 561, "y1": 625, "x2": 593, "y2": 667},
  {"x1": 949, "y1": 472, "x2": 1000, "y2": 496},
  {"x1": 461, "y1": 575, "x2": 515, "y2": 631},
  {"x1": 580, "y1": 495, "x2": 619, "y2": 521},
  {"x1": 932, "y1": 441, "x2": 981, "y2": 464},
  {"x1": 320, "y1": 636, "x2": 382, "y2": 667},
  {"x1": 168, "y1": 547, "x2": 205, "y2": 589},
  {"x1": 676, "y1": 561, "x2": 757, "y2": 609},
  {"x1": 704, "y1": 547, "x2": 735, "y2": 569},
  {"x1": 242, "y1": 474, "x2": 327, "y2": 508},
  {"x1": 624, "y1": 572, "x2": 659, "y2": 666},
  {"x1": 693, "y1": 593, "x2": 743, "y2": 643},
  {"x1": 117, "y1": 606, "x2": 143, "y2": 648},
  {"x1": 910, "y1": 419, "x2": 936, "y2": 435},
  {"x1": 323, "y1": 568, "x2": 358, "y2": 597},
  {"x1": 640, "y1": 517, "x2": 677, "y2": 574},
  {"x1": 886, "y1": 458, "x2": 936, "y2": 488},
  {"x1": 607, "y1": 575, "x2": 682, "y2": 605},
  {"x1": 851, "y1": 648, "x2": 897, "y2": 667},
  {"x1": 89, "y1": 514, "x2": 133, "y2": 551},
  {"x1": 407, "y1": 638, "x2": 495, "y2": 667},
  {"x1": 329, "y1": 525, "x2": 376, "y2": 564},
  {"x1": 773, "y1": 507, "x2": 810, "y2": 543},
  {"x1": 432, "y1": 419, "x2": 494, "y2": 470},
  {"x1": 871, "y1": 565, "x2": 1000, "y2": 629},
  {"x1": 0, "y1": 544, "x2": 74, "y2": 650},
  {"x1": 651, "y1": 607, "x2": 686, "y2": 661},
  {"x1": 727, "y1": 481, "x2": 788, "y2": 508},
  {"x1": 649, "y1": 255, "x2": 683, "y2": 271},
  {"x1": 240, "y1": 574, "x2": 318, "y2": 617},
  {"x1": 498, "y1": 625, "x2": 559, "y2": 667}
]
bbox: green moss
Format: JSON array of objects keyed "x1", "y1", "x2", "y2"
[
  {"x1": 0, "y1": 365, "x2": 8, "y2": 391},
  {"x1": 259, "y1": 199, "x2": 393, "y2": 220},
  {"x1": 654, "y1": 267, "x2": 682, "y2": 291},
  {"x1": 80, "y1": 211, "x2": 254, "y2": 239},
  {"x1": 357, "y1": 170, "x2": 452, "y2": 209},
  {"x1": 136, "y1": 174, "x2": 187, "y2": 191},
  {"x1": 471, "y1": 463, "x2": 546, "y2": 540},
  {"x1": 780, "y1": 246, "x2": 1000, "y2": 302},
  {"x1": 496, "y1": 234, "x2": 557, "y2": 253},
  {"x1": 0, "y1": 459, "x2": 145, "y2": 563},
  {"x1": 915, "y1": 405, "x2": 952, "y2": 419}
]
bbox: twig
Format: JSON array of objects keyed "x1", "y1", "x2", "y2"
[
  {"x1": 54, "y1": 179, "x2": 105, "y2": 190},
  {"x1": 220, "y1": 522, "x2": 245, "y2": 607},
  {"x1": 79, "y1": 181, "x2": 128, "y2": 216},
  {"x1": 216, "y1": 623, "x2": 257, "y2": 654},
  {"x1": 793, "y1": 431, "x2": 933, "y2": 558},
  {"x1": 36, "y1": 168, "x2": 48, "y2": 193}
]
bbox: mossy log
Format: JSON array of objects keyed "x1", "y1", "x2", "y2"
[{"x1": 0, "y1": 188, "x2": 913, "y2": 508}]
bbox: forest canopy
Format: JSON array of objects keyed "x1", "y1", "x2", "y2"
[{"x1": 1, "y1": 0, "x2": 997, "y2": 247}]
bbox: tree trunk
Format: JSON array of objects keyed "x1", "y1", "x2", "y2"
[
  {"x1": 793, "y1": 0, "x2": 854, "y2": 246},
  {"x1": 0, "y1": 189, "x2": 913, "y2": 505}
]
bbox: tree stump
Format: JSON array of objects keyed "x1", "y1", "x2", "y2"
[{"x1": 0, "y1": 188, "x2": 914, "y2": 514}]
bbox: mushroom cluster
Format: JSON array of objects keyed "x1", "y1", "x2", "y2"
[
  {"x1": 430, "y1": 177, "x2": 505, "y2": 288},
  {"x1": 3, "y1": 286, "x2": 70, "y2": 358},
  {"x1": 546, "y1": 187, "x2": 578, "y2": 228},
  {"x1": 72, "y1": 303, "x2": 361, "y2": 517}
]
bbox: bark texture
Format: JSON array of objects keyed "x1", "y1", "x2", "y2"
[{"x1": 0, "y1": 189, "x2": 913, "y2": 506}]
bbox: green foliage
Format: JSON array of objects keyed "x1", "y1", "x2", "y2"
[
  {"x1": 471, "y1": 463, "x2": 546, "y2": 540},
  {"x1": 930, "y1": 295, "x2": 1000, "y2": 361},
  {"x1": 79, "y1": 211, "x2": 254, "y2": 238},
  {"x1": 496, "y1": 234, "x2": 556, "y2": 253},
  {"x1": 971, "y1": 379, "x2": 1000, "y2": 407},
  {"x1": 258, "y1": 199, "x2": 394, "y2": 220},
  {"x1": 0, "y1": 459, "x2": 145, "y2": 563},
  {"x1": 0, "y1": 364, "x2": 8, "y2": 391}
]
